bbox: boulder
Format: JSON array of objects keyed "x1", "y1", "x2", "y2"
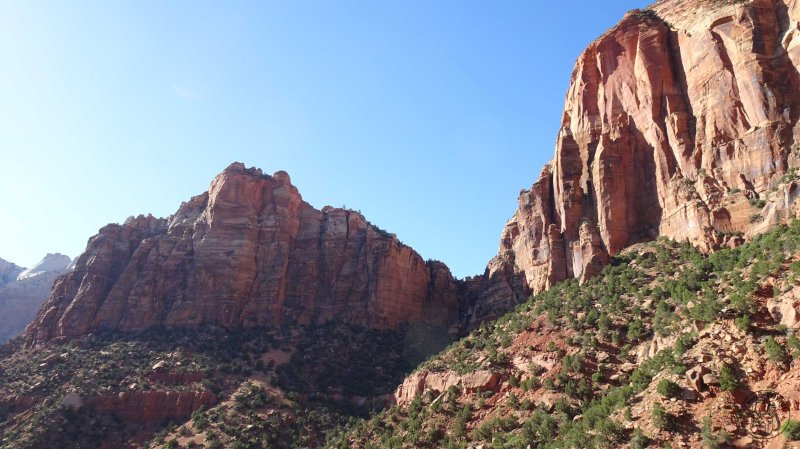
[
  {"x1": 686, "y1": 366, "x2": 710, "y2": 392},
  {"x1": 462, "y1": 371, "x2": 501, "y2": 393},
  {"x1": 61, "y1": 393, "x2": 83, "y2": 411}
]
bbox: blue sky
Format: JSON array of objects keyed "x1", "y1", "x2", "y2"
[{"x1": 0, "y1": 1, "x2": 645, "y2": 277}]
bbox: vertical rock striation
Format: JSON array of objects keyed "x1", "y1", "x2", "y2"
[
  {"x1": 476, "y1": 0, "x2": 800, "y2": 317},
  {"x1": 22, "y1": 0, "x2": 800, "y2": 342},
  {"x1": 24, "y1": 164, "x2": 460, "y2": 345}
]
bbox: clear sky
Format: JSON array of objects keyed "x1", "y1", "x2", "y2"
[{"x1": 0, "y1": 1, "x2": 645, "y2": 278}]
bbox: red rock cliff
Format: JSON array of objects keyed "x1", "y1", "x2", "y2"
[
  {"x1": 25, "y1": 0, "x2": 800, "y2": 340},
  {"x1": 480, "y1": 0, "x2": 800, "y2": 305},
  {"x1": 24, "y1": 163, "x2": 459, "y2": 345}
]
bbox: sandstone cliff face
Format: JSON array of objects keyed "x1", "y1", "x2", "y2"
[
  {"x1": 24, "y1": 164, "x2": 459, "y2": 345},
  {"x1": 484, "y1": 0, "x2": 800, "y2": 302},
  {"x1": 89, "y1": 390, "x2": 217, "y2": 423},
  {"x1": 0, "y1": 254, "x2": 72, "y2": 343},
  {"x1": 23, "y1": 0, "x2": 800, "y2": 342}
]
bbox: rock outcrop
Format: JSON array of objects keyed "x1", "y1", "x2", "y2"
[
  {"x1": 0, "y1": 258, "x2": 24, "y2": 287},
  {"x1": 0, "y1": 254, "x2": 72, "y2": 343},
  {"x1": 24, "y1": 164, "x2": 460, "y2": 345},
  {"x1": 394, "y1": 369, "x2": 501, "y2": 406},
  {"x1": 22, "y1": 0, "x2": 800, "y2": 343},
  {"x1": 478, "y1": 0, "x2": 800, "y2": 307},
  {"x1": 89, "y1": 390, "x2": 217, "y2": 423}
]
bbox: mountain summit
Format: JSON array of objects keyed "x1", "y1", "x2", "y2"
[
  {"x1": 486, "y1": 0, "x2": 800, "y2": 296},
  {"x1": 0, "y1": 253, "x2": 71, "y2": 343},
  {"x1": 16, "y1": 253, "x2": 72, "y2": 281},
  {"x1": 6, "y1": 1, "x2": 800, "y2": 448},
  {"x1": 24, "y1": 163, "x2": 461, "y2": 345},
  {"x1": 24, "y1": 0, "x2": 800, "y2": 346}
]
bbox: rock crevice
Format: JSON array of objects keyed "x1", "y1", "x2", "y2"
[{"x1": 467, "y1": 1, "x2": 800, "y2": 325}]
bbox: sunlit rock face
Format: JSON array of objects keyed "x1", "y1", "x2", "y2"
[
  {"x1": 25, "y1": 163, "x2": 460, "y2": 346},
  {"x1": 23, "y1": 0, "x2": 800, "y2": 343},
  {"x1": 480, "y1": 0, "x2": 800, "y2": 307}
]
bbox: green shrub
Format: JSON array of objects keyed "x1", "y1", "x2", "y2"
[
  {"x1": 764, "y1": 337, "x2": 788, "y2": 363},
  {"x1": 652, "y1": 402, "x2": 671, "y2": 430},
  {"x1": 701, "y1": 416, "x2": 731, "y2": 449},
  {"x1": 734, "y1": 315, "x2": 752, "y2": 331},
  {"x1": 788, "y1": 336, "x2": 800, "y2": 359},
  {"x1": 508, "y1": 392, "x2": 520, "y2": 410},
  {"x1": 453, "y1": 412, "x2": 468, "y2": 438},
  {"x1": 656, "y1": 379, "x2": 681, "y2": 398},
  {"x1": 688, "y1": 298, "x2": 721, "y2": 323},
  {"x1": 630, "y1": 428, "x2": 650, "y2": 449},
  {"x1": 784, "y1": 419, "x2": 800, "y2": 441},
  {"x1": 598, "y1": 313, "x2": 611, "y2": 335},
  {"x1": 718, "y1": 364, "x2": 738, "y2": 392},
  {"x1": 627, "y1": 320, "x2": 645, "y2": 342}
]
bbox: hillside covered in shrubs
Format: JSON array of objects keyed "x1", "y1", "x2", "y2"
[{"x1": 326, "y1": 222, "x2": 800, "y2": 449}]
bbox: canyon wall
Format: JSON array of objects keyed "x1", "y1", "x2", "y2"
[
  {"x1": 23, "y1": 0, "x2": 800, "y2": 342},
  {"x1": 481, "y1": 0, "x2": 800, "y2": 304},
  {"x1": 24, "y1": 164, "x2": 460, "y2": 345}
]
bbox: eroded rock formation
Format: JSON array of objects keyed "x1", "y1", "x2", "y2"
[
  {"x1": 23, "y1": 0, "x2": 800, "y2": 343},
  {"x1": 482, "y1": 0, "x2": 800, "y2": 303},
  {"x1": 25, "y1": 164, "x2": 460, "y2": 345},
  {"x1": 394, "y1": 370, "x2": 501, "y2": 406},
  {"x1": 90, "y1": 390, "x2": 217, "y2": 423}
]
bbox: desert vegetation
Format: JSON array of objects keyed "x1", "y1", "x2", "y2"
[{"x1": 325, "y1": 221, "x2": 800, "y2": 448}]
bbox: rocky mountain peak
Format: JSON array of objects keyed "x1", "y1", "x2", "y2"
[
  {"x1": 9, "y1": 2, "x2": 800, "y2": 448},
  {"x1": 16, "y1": 253, "x2": 71, "y2": 281},
  {"x1": 23, "y1": 163, "x2": 461, "y2": 346},
  {"x1": 21, "y1": 0, "x2": 800, "y2": 345},
  {"x1": 479, "y1": 0, "x2": 800, "y2": 301},
  {"x1": 0, "y1": 257, "x2": 24, "y2": 287},
  {"x1": 0, "y1": 253, "x2": 73, "y2": 343}
]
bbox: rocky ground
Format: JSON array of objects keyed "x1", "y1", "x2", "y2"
[
  {"x1": 7, "y1": 0, "x2": 800, "y2": 448},
  {"x1": 0, "y1": 322, "x2": 448, "y2": 449},
  {"x1": 6, "y1": 222, "x2": 800, "y2": 448},
  {"x1": 327, "y1": 222, "x2": 800, "y2": 448}
]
